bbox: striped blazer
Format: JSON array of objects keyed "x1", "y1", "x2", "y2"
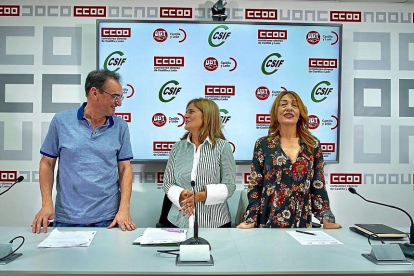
[{"x1": 163, "y1": 137, "x2": 236, "y2": 228}]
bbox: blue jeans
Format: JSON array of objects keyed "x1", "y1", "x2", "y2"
[{"x1": 53, "y1": 219, "x2": 113, "y2": 228}]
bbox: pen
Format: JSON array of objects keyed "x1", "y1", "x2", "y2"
[
  {"x1": 163, "y1": 228, "x2": 184, "y2": 233},
  {"x1": 296, "y1": 230, "x2": 315, "y2": 236}
]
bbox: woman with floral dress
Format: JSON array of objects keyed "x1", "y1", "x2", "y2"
[{"x1": 237, "y1": 91, "x2": 341, "y2": 229}]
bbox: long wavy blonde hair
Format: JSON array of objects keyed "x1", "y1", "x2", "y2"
[
  {"x1": 181, "y1": 98, "x2": 225, "y2": 147},
  {"x1": 268, "y1": 91, "x2": 315, "y2": 148}
]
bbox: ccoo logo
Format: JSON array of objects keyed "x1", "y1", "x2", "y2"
[
  {"x1": 256, "y1": 114, "x2": 271, "y2": 124},
  {"x1": 208, "y1": 25, "x2": 231, "y2": 48}
]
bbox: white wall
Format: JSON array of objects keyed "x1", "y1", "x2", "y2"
[{"x1": 0, "y1": 0, "x2": 413, "y2": 229}]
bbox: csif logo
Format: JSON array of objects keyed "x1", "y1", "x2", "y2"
[
  {"x1": 261, "y1": 53, "x2": 284, "y2": 75},
  {"x1": 101, "y1": 28, "x2": 131, "y2": 38},
  {"x1": 306, "y1": 31, "x2": 320, "y2": 45},
  {"x1": 204, "y1": 57, "x2": 219, "y2": 71},
  {"x1": 153, "y1": 28, "x2": 168, "y2": 42},
  {"x1": 220, "y1": 109, "x2": 231, "y2": 124},
  {"x1": 255, "y1": 86, "x2": 270, "y2": 100},
  {"x1": 308, "y1": 115, "x2": 320, "y2": 130},
  {"x1": 330, "y1": 173, "x2": 362, "y2": 185},
  {"x1": 311, "y1": 81, "x2": 333, "y2": 103},
  {"x1": 256, "y1": 114, "x2": 271, "y2": 124},
  {"x1": 103, "y1": 51, "x2": 126, "y2": 72},
  {"x1": 115, "y1": 113, "x2": 131, "y2": 122},
  {"x1": 208, "y1": 25, "x2": 231, "y2": 48},
  {"x1": 153, "y1": 141, "x2": 175, "y2": 151},
  {"x1": 159, "y1": 80, "x2": 182, "y2": 103},
  {"x1": 152, "y1": 113, "x2": 167, "y2": 127}
]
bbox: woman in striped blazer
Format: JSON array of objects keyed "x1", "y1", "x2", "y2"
[{"x1": 163, "y1": 98, "x2": 236, "y2": 228}]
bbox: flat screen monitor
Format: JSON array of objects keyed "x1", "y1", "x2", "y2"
[{"x1": 97, "y1": 20, "x2": 341, "y2": 163}]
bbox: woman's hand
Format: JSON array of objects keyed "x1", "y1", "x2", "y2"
[
  {"x1": 179, "y1": 190, "x2": 194, "y2": 217},
  {"x1": 323, "y1": 220, "x2": 342, "y2": 229},
  {"x1": 236, "y1": 222, "x2": 255, "y2": 229}
]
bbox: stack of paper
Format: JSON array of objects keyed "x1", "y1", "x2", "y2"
[
  {"x1": 133, "y1": 228, "x2": 187, "y2": 245},
  {"x1": 37, "y1": 228, "x2": 97, "y2": 248}
]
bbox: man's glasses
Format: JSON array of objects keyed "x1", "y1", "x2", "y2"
[{"x1": 99, "y1": 89, "x2": 124, "y2": 101}]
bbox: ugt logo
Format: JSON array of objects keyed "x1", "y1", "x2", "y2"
[
  {"x1": 204, "y1": 57, "x2": 219, "y2": 71},
  {"x1": 153, "y1": 28, "x2": 168, "y2": 42},
  {"x1": 208, "y1": 25, "x2": 231, "y2": 48},
  {"x1": 261, "y1": 53, "x2": 284, "y2": 75},
  {"x1": 103, "y1": 51, "x2": 126, "y2": 72},
  {"x1": 255, "y1": 86, "x2": 270, "y2": 100}
]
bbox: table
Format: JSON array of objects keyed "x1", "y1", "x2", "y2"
[{"x1": 0, "y1": 227, "x2": 413, "y2": 275}]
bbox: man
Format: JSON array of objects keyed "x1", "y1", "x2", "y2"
[{"x1": 32, "y1": 70, "x2": 136, "y2": 233}]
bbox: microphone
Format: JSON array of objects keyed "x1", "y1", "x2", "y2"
[
  {"x1": 0, "y1": 176, "x2": 24, "y2": 196},
  {"x1": 348, "y1": 187, "x2": 414, "y2": 258},
  {"x1": 177, "y1": 181, "x2": 213, "y2": 266}
]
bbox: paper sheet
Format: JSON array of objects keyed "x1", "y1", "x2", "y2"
[
  {"x1": 136, "y1": 227, "x2": 187, "y2": 245},
  {"x1": 287, "y1": 231, "x2": 343, "y2": 245},
  {"x1": 37, "y1": 228, "x2": 97, "y2": 248}
]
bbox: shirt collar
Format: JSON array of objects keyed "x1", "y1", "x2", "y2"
[
  {"x1": 186, "y1": 134, "x2": 212, "y2": 146},
  {"x1": 77, "y1": 102, "x2": 114, "y2": 127}
]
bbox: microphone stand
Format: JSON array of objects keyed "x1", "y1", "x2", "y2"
[
  {"x1": 176, "y1": 181, "x2": 213, "y2": 266},
  {"x1": 180, "y1": 181, "x2": 210, "y2": 247},
  {"x1": 348, "y1": 188, "x2": 414, "y2": 259}
]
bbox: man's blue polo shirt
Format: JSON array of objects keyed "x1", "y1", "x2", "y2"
[{"x1": 40, "y1": 102, "x2": 133, "y2": 224}]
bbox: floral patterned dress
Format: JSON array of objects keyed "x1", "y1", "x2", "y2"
[{"x1": 243, "y1": 135, "x2": 335, "y2": 228}]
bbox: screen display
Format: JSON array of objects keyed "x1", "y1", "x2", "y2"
[{"x1": 97, "y1": 20, "x2": 341, "y2": 162}]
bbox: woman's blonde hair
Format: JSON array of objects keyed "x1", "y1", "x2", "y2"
[
  {"x1": 181, "y1": 98, "x2": 225, "y2": 147},
  {"x1": 268, "y1": 91, "x2": 315, "y2": 148}
]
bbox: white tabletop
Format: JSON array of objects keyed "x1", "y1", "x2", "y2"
[{"x1": 0, "y1": 226, "x2": 413, "y2": 275}]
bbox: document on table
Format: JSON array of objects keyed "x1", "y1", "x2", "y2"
[
  {"x1": 287, "y1": 231, "x2": 343, "y2": 245},
  {"x1": 134, "y1": 227, "x2": 187, "y2": 245},
  {"x1": 37, "y1": 228, "x2": 97, "y2": 248}
]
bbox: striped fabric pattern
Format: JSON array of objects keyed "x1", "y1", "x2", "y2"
[{"x1": 163, "y1": 138, "x2": 236, "y2": 228}]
